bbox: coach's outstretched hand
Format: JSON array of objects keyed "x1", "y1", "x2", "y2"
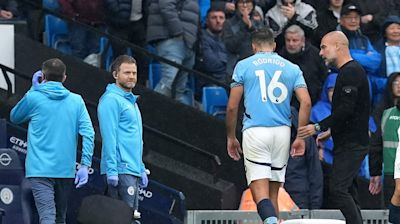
[
  {"x1": 227, "y1": 137, "x2": 242, "y2": 161},
  {"x1": 297, "y1": 124, "x2": 316, "y2": 139}
]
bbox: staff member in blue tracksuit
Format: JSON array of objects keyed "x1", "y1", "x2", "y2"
[
  {"x1": 10, "y1": 58, "x2": 95, "y2": 224},
  {"x1": 98, "y1": 55, "x2": 148, "y2": 220}
]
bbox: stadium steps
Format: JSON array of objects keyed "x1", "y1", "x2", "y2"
[{"x1": 0, "y1": 33, "x2": 246, "y2": 209}]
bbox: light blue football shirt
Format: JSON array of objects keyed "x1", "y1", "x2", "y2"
[{"x1": 231, "y1": 52, "x2": 307, "y2": 130}]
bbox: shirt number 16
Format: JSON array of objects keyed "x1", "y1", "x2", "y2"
[{"x1": 255, "y1": 70, "x2": 288, "y2": 104}]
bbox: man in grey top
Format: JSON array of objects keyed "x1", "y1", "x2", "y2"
[{"x1": 146, "y1": 0, "x2": 199, "y2": 105}]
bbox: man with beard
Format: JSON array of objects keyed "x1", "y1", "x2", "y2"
[
  {"x1": 98, "y1": 55, "x2": 149, "y2": 221},
  {"x1": 298, "y1": 31, "x2": 370, "y2": 224}
]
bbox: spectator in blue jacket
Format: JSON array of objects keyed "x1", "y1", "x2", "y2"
[
  {"x1": 10, "y1": 58, "x2": 95, "y2": 224},
  {"x1": 310, "y1": 73, "x2": 337, "y2": 166},
  {"x1": 338, "y1": 3, "x2": 383, "y2": 107},
  {"x1": 98, "y1": 55, "x2": 148, "y2": 221},
  {"x1": 284, "y1": 106, "x2": 323, "y2": 209}
]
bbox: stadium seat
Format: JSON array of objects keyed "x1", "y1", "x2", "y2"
[
  {"x1": 98, "y1": 37, "x2": 113, "y2": 71},
  {"x1": 126, "y1": 48, "x2": 133, "y2": 57},
  {"x1": 146, "y1": 45, "x2": 159, "y2": 89},
  {"x1": 42, "y1": 0, "x2": 60, "y2": 11},
  {"x1": 148, "y1": 62, "x2": 161, "y2": 89},
  {"x1": 98, "y1": 38, "x2": 134, "y2": 71},
  {"x1": 187, "y1": 75, "x2": 196, "y2": 93},
  {"x1": 202, "y1": 86, "x2": 228, "y2": 119},
  {"x1": 44, "y1": 15, "x2": 71, "y2": 55}
]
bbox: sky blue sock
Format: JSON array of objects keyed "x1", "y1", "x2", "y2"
[{"x1": 264, "y1": 216, "x2": 278, "y2": 224}]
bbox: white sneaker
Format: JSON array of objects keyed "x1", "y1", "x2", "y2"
[{"x1": 133, "y1": 210, "x2": 141, "y2": 219}]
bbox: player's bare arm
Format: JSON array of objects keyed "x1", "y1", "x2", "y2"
[
  {"x1": 292, "y1": 87, "x2": 311, "y2": 156},
  {"x1": 226, "y1": 85, "x2": 243, "y2": 161}
]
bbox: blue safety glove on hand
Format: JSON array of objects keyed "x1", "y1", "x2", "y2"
[
  {"x1": 32, "y1": 70, "x2": 44, "y2": 88},
  {"x1": 139, "y1": 171, "x2": 148, "y2": 188},
  {"x1": 107, "y1": 175, "x2": 119, "y2": 187},
  {"x1": 74, "y1": 165, "x2": 89, "y2": 188}
]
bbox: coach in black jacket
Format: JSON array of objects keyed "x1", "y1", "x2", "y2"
[{"x1": 298, "y1": 31, "x2": 370, "y2": 224}]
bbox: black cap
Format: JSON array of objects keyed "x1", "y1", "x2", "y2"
[
  {"x1": 382, "y1": 15, "x2": 400, "y2": 33},
  {"x1": 340, "y1": 4, "x2": 361, "y2": 16}
]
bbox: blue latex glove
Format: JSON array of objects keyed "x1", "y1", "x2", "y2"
[
  {"x1": 74, "y1": 165, "x2": 89, "y2": 188},
  {"x1": 32, "y1": 70, "x2": 43, "y2": 88},
  {"x1": 139, "y1": 171, "x2": 148, "y2": 188},
  {"x1": 107, "y1": 175, "x2": 119, "y2": 187}
]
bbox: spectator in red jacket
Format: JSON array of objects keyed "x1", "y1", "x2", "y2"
[{"x1": 58, "y1": 0, "x2": 105, "y2": 60}]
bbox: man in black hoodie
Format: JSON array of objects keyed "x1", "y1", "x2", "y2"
[{"x1": 279, "y1": 24, "x2": 327, "y2": 108}]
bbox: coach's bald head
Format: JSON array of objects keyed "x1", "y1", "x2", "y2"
[
  {"x1": 319, "y1": 31, "x2": 352, "y2": 68},
  {"x1": 323, "y1": 31, "x2": 349, "y2": 48}
]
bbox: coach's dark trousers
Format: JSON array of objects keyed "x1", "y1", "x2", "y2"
[{"x1": 330, "y1": 143, "x2": 368, "y2": 224}]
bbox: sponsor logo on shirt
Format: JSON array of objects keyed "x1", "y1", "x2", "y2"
[{"x1": 389, "y1": 115, "x2": 400, "y2": 120}]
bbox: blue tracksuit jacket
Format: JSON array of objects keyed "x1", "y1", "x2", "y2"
[{"x1": 98, "y1": 84, "x2": 144, "y2": 177}]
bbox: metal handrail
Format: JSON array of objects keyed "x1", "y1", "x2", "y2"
[{"x1": 0, "y1": 64, "x2": 30, "y2": 98}]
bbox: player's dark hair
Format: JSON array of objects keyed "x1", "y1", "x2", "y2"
[
  {"x1": 111, "y1": 55, "x2": 137, "y2": 73},
  {"x1": 41, "y1": 58, "x2": 66, "y2": 82},
  {"x1": 251, "y1": 28, "x2": 275, "y2": 46}
]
